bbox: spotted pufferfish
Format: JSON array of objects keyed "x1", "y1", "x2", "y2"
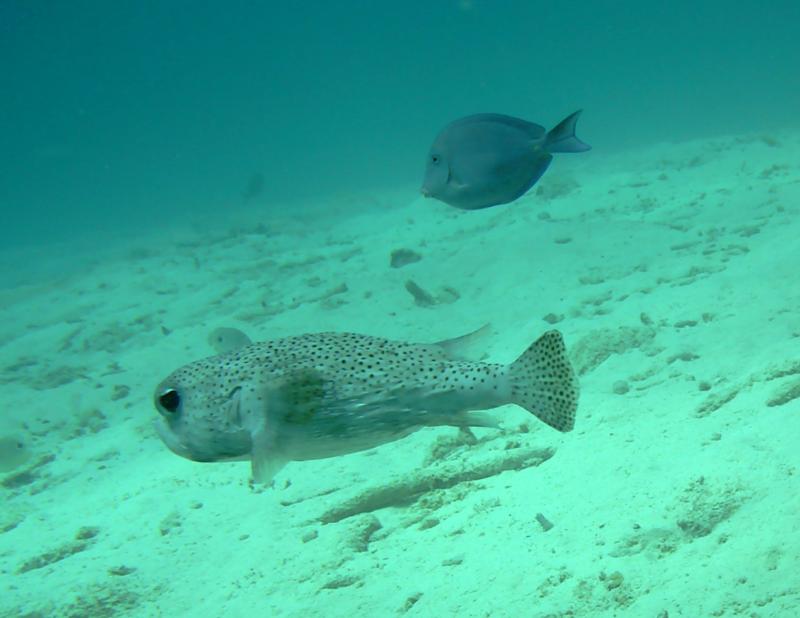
[{"x1": 153, "y1": 326, "x2": 579, "y2": 484}]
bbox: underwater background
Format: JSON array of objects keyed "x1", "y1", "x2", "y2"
[{"x1": 1, "y1": 1, "x2": 799, "y2": 616}]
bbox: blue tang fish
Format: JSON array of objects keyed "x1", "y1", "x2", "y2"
[{"x1": 421, "y1": 110, "x2": 590, "y2": 210}]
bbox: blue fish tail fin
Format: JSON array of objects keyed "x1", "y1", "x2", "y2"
[{"x1": 545, "y1": 110, "x2": 591, "y2": 153}]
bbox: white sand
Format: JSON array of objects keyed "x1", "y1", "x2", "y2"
[{"x1": 1, "y1": 130, "x2": 799, "y2": 617}]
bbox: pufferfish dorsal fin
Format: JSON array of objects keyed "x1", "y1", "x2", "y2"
[
  {"x1": 208, "y1": 327, "x2": 253, "y2": 355},
  {"x1": 432, "y1": 323, "x2": 492, "y2": 361}
]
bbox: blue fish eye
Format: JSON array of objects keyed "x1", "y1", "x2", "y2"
[
  {"x1": 431, "y1": 154, "x2": 440, "y2": 164},
  {"x1": 158, "y1": 388, "x2": 181, "y2": 415}
]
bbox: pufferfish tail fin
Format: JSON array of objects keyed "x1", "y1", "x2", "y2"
[{"x1": 507, "y1": 330, "x2": 579, "y2": 432}]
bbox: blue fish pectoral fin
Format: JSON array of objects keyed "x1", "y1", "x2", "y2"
[
  {"x1": 505, "y1": 155, "x2": 552, "y2": 203},
  {"x1": 544, "y1": 110, "x2": 591, "y2": 153},
  {"x1": 446, "y1": 165, "x2": 469, "y2": 191}
]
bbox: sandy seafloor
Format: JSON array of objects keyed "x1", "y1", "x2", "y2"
[{"x1": 1, "y1": 130, "x2": 799, "y2": 618}]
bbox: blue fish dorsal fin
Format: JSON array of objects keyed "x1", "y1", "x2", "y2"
[{"x1": 451, "y1": 113, "x2": 546, "y2": 139}]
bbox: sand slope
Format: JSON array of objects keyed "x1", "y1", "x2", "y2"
[{"x1": 1, "y1": 130, "x2": 799, "y2": 617}]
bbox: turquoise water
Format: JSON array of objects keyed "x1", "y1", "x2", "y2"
[
  {"x1": 3, "y1": 1, "x2": 798, "y2": 252},
  {"x1": 1, "y1": 2, "x2": 799, "y2": 616}
]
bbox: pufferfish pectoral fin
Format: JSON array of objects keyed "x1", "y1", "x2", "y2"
[
  {"x1": 235, "y1": 389, "x2": 288, "y2": 485},
  {"x1": 245, "y1": 368, "x2": 330, "y2": 485},
  {"x1": 250, "y1": 427, "x2": 288, "y2": 485}
]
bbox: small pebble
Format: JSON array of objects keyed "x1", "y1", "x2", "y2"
[
  {"x1": 390, "y1": 248, "x2": 422, "y2": 268},
  {"x1": 604, "y1": 570, "x2": 624, "y2": 590},
  {"x1": 543, "y1": 313, "x2": 563, "y2": 324},
  {"x1": 613, "y1": 380, "x2": 630, "y2": 395},
  {"x1": 405, "y1": 280, "x2": 436, "y2": 307},
  {"x1": 535, "y1": 512, "x2": 554, "y2": 532},
  {"x1": 75, "y1": 526, "x2": 100, "y2": 540},
  {"x1": 108, "y1": 565, "x2": 136, "y2": 576}
]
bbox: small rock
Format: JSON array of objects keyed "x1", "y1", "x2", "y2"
[
  {"x1": 390, "y1": 249, "x2": 422, "y2": 268},
  {"x1": 543, "y1": 313, "x2": 563, "y2": 324},
  {"x1": 437, "y1": 286, "x2": 460, "y2": 304},
  {"x1": 535, "y1": 512, "x2": 554, "y2": 532},
  {"x1": 604, "y1": 570, "x2": 624, "y2": 590},
  {"x1": 75, "y1": 526, "x2": 100, "y2": 540},
  {"x1": 108, "y1": 565, "x2": 136, "y2": 576},
  {"x1": 158, "y1": 511, "x2": 181, "y2": 536},
  {"x1": 111, "y1": 385, "x2": 130, "y2": 401},
  {"x1": 400, "y1": 593, "x2": 423, "y2": 613},
  {"x1": 405, "y1": 280, "x2": 436, "y2": 307},
  {"x1": 613, "y1": 380, "x2": 630, "y2": 395}
]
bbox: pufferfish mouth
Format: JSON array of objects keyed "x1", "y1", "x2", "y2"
[
  {"x1": 153, "y1": 419, "x2": 196, "y2": 461},
  {"x1": 153, "y1": 418, "x2": 252, "y2": 463}
]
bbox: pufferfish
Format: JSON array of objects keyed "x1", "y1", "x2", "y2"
[{"x1": 153, "y1": 327, "x2": 579, "y2": 484}]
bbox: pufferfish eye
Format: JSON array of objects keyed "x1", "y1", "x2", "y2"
[{"x1": 157, "y1": 389, "x2": 181, "y2": 415}]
